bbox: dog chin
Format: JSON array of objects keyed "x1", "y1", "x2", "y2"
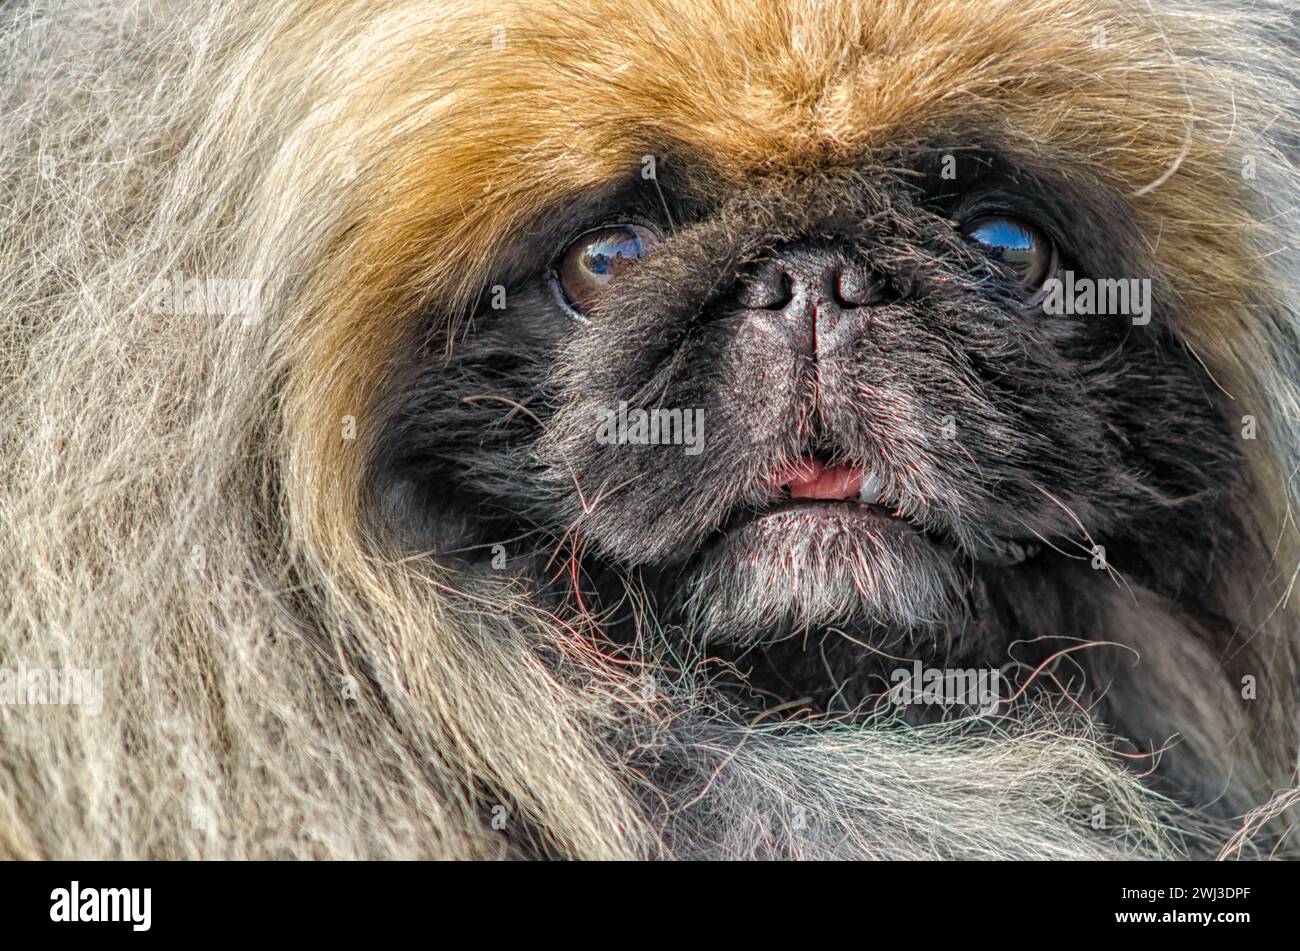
[{"x1": 670, "y1": 499, "x2": 963, "y2": 647}]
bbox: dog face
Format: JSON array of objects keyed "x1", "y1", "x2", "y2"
[
  {"x1": 6, "y1": 0, "x2": 1296, "y2": 863},
  {"x1": 372, "y1": 0, "x2": 1246, "y2": 675},
  {"x1": 386, "y1": 152, "x2": 1236, "y2": 651},
  {"x1": 294, "y1": 0, "x2": 1298, "y2": 771},
  {"x1": 243, "y1": 0, "x2": 1295, "y2": 853}
]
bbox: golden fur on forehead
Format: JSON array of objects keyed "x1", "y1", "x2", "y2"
[{"x1": 341, "y1": 0, "x2": 1211, "y2": 282}]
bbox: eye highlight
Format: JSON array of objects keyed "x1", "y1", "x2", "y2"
[
  {"x1": 961, "y1": 215, "x2": 1057, "y2": 290},
  {"x1": 555, "y1": 224, "x2": 660, "y2": 317}
]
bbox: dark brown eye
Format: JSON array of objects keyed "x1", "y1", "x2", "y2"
[
  {"x1": 555, "y1": 224, "x2": 659, "y2": 316},
  {"x1": 961, "y1": 216, "x2": 1057, "y2": 289}
]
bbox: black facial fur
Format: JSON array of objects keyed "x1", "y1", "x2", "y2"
[{"x1": 374, "y1": 145, "x2": 1245, "y2": 765}]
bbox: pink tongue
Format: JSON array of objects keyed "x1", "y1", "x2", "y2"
[{"x1": 780, "y1": 457, "x2": 863, "y2": 500}]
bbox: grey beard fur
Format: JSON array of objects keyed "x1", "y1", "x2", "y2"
[{"x1": 675, "y1": 526, "x2": 963, "y2": 647}]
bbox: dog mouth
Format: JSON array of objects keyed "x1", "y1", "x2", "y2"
[
  {"x1": 650, "y1": 452, "x2": 1037, "y2": 641},
  {"x1": 769, "y1": 455, "x2": 917, "y2": 518},
  {"x1": 724, "y1": 454, "x2": 927, "y2": 534},
  {"x1": 675, "y1": 453, "x2": 961, "y2": 639},
  {"x1": 704, "y1": 453, "x2": 1037, "y2": 567}
]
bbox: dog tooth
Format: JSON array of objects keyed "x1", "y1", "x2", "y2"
[{"x1": 858, "y1": 470, "x2": 884, "y2": 504}]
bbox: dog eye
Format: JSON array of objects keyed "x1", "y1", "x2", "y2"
[
  {"x1": 555, "y1": 224, "x2": 659, "y2": 315},
  {"x1": 961, "y1": 216, "x2": 1056, "y2": 289}
]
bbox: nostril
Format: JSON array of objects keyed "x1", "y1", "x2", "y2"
[
  {"x1": 836, "y1": 266, "x2": 880, "y2": 307},
  {"x1": 738, "y1": 264, "x2": 793, "y2": 310},
  {"x1": 762, "y1": 271, "x2": 793, "y2": 310},
  {"x1": 836, "y1": 266, "x2": 866, "y2": 307},
  {"x1": 837, "y1": 267, "x2": 907, "y2": 307}
]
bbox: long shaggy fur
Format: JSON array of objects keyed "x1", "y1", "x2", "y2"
[{"x1": 1, "y1": 0, "x2": 1296, "y2": 859}]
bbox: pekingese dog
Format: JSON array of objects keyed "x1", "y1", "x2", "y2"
[{"x1": 1, "y1": 0, "x2": 1296, "y2": 859}]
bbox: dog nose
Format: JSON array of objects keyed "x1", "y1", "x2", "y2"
[{"x1": 736, "y1": 243, "x2": 896, "y2": 313}]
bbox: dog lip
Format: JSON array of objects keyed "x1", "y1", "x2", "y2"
[
  {"x1": 766, "y1": 454, "x2": 900, "y2": 509},
  {"x1": 701, "y1": 459, "x2": 1039, "y2": 566},
  {"x1": 722, "y1": 497, "x2": 913, "y2": 539},
  {"x1": 761, "y1": 498, "x2": 906, "y2": 522}
]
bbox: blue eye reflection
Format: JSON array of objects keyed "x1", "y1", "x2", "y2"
[
  {"x1": 961, "y1": 215, "x2": 1054, "y2": 288},
  {"x1": 968, "y1": 218, "x2": 1033, "y2": 254},
  {"x1": 557, "y1": 223, "x2": 660, "y2": 316},
  {"x1": 582, "y1": 231, "x2": 645, "y2": 276}
]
